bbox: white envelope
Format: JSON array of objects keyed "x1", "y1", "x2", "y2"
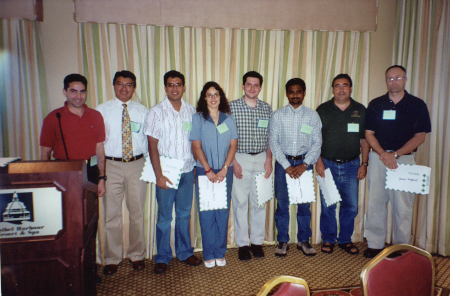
[
  {"x1": 198, "y1": 176, "x2": 228, "y2": 211},
  {"x1": 316, "y1": 168, "x2": 342, "y2": 207},
  {"x1": 385, "y1": 164, "x2": 431, "y2": 194},
  {"x1": 140, "y1": 155, "x2": 184, "y2": 189},
  {"x1": 255, "y1": 172, "x2": 274, "y2": 207},
  {"x1": 286, "y1": 170, "x2": 316, "y2": 204}
]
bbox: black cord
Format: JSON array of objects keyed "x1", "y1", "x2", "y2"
[{"x1": 56, "y1": 112, "x2": 69, "y2": 160}]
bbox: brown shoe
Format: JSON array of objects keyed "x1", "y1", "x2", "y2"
[
  {"x1": 154, "y1": 263, "x2": 167, "y2": 274},
  {"x1": 103, "y1": 264, "x2": 118, "y2": 275},
  {"x1": 132, "y1": 260, "x2": 145, "y2": 270},
  {"x1": 183, "y1": 255, "x2": 202, "y2": 266}
]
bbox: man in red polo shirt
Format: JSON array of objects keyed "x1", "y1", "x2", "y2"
[{"x1": 40, "y1": 74, "x2": 106, "y2": 197}]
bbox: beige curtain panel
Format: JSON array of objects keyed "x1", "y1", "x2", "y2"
[{"x1": 74, "y1": 0, "x2": 377, "y2": 32}]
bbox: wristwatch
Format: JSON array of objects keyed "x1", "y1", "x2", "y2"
[
  {"x1": 361, "y1": 162, "x2": 368, "y2": 166},
  {"x1": 303, "y1": 162, "x2": 309, "y2": 168},
  {"x1": 394, "y1": 151, "x2": 400, "y2": 159},
  {"x1": 223, "y1": 165, "x2": 229, "y2": 171},
  {"x1": 99, "y1": 176, "x2": 107, "y2": 181}
]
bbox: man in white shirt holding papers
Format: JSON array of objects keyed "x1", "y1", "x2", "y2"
[
  {"x1": 269, "y1": 78, "x2": 322, "y2": 257},
  {"x1": 96, "y1": 70, "x2": 148, "y2": 275},
  {"x1": 145, "y1": 70, "x2": 202, "y2": 274},
  {"x1": 363, "y1": 65, "x2": 431, "y2": 258}
]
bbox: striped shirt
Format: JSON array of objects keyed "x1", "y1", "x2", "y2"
[
  {"x1": 144, "y1": 97, "x2": 196, "y2": 173},
  {"x1": 269, "y1": 104, "x2": 322, "y2": 169},
  {"x1": 229, "y1": 96, "x2": 272, "y2": 153}
]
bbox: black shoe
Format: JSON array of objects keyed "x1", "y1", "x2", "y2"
[
  {"x1": 363, "y1": 248, "x2": 384, "y2": 259},
  {"x1": 238, "y1": 246, "x2": 252, "y2": 261},
  {"x1": 250, "y1": 244, "x2": 265, "y2": 258}
]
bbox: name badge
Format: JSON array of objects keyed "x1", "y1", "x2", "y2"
[
  {"x1": 257, "y1": 119, "x2": 269, "y2": 128},
  {"x1": 300, "y1": 124, "x2": 313, "y2": 134},
  {"x1": 347, "y1": 123, "x2": 359, "y2": 132},
  {"x1": 182, "y1": 121, "x2": 192, "y2": 132},
  {"x1": 90, "y1": 155, "x2": 98, "y2": 166},
  {"x1": 383, "y1": 110, "x2": 396, "y2": 120},
  {"x1": 217, "y1": 123, "x2": 229, "y2": 134},
  {"x1": 130, "y1": 121, "x2": 141, "y2": 133}
]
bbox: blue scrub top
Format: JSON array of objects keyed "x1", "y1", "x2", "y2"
[{"x1": 190, "y1": 112, "x2": 238, "y2": 170}]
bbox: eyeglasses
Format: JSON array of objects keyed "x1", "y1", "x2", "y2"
[
  {"x1": 206, "y1": 93, "x2": 220, "y2": 99},
  {"x1": 167, "y1": 83, "x2": 183, "y2": 88},
  {"x1": 386, "y1": 77, "x2": 406, "y2": 82}
]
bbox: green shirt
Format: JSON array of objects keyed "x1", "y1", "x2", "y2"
[{"x1": 316, "y1": 98, "x2": 366, "y2": 160}]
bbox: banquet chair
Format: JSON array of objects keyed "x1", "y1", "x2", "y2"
[
  {"x1": 257, "y1": 275, "x2": 309, "y2": 296},
  {"x1": 360, "y1": 244, "x2": 435, "y2": 296}
]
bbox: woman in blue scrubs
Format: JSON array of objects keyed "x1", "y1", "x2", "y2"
[{"x1": 190, "y1": 81, "x2": 238, "y2": 268}]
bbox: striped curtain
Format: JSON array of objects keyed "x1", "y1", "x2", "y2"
[
  {"x1": 392, "y1": 0, "x2": 450, "y2": 256},
  {"x1": 0, "y1": 19, "x2": 48, "y2": 159},
  {"x1": 78, "y1": 23, "x2": 370, "y2": 262}
]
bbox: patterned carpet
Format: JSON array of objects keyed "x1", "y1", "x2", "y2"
[{"x1": 96, "y1": 242, "x2": 450, "y2": 295}]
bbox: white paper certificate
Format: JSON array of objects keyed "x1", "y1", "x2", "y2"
[
  {"x1": 316, "y1": 168, "x2": 342, "y2": 207},
  {"x1": 286, "y1": 170, "x2": 316, "y2": 204},
  {"x1": 140, "y1": 156, "x2": 184, "y2": 189},
  {"x1": 198, "y1": 176, "x2": 228, "y2": 211},
  {"x1": 255, "y1": 172, "x2": 274, "y2": 207},
  {"x1": 385, "y1": 164, "x2": 431, "y2": 194}
]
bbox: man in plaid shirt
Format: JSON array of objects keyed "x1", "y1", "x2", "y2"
[{"x1": 230, "y1": 71, "x2": 273, "y2": 261}]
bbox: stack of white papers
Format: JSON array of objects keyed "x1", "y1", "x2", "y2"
[
  {"x1": 140, "y1": 155, "x2": 184, "y2": 189},
  {"x1": 385, "y1": 164, "x2": 431, "y2": 194},
  {"x1": 198, "y1": 176, "x2": 228, "y2": 211},
  {"x1": 316, "y1": 168, "x2": 341, "y2": 207},
  {"x1": 286, "y1": 170, "x2": 315, "y2": 204},
  {"x1": 255, "y1": 172, "x2": 274, "y2": 207}
]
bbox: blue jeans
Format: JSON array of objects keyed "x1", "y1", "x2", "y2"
[
  {"x1": 274, "y1": 159, "x2": 313, "y2": 243},
  {"x1": 320, "y1": 157, "x2": 360, "y2": 245},
  {"x1": 195, "y1": 167, "x2": 232, "y2": 261},
  {"x1": 155, "y1": 170, "x2": 194, "y2": 264}
]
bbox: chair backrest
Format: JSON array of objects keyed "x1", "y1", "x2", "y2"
[
  {"x1": 257, "y1": 275, "x2": 309, "y2": 296},
  {"x1": 360, "y1": 244, "x2": 435, "y2": 296}
]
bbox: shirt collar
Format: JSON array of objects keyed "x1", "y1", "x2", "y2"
[
  {"x1": 114, "y1": 97, "x2": 132, "y2": 107},
  {"x1": 63, "y1": 101, "x2": 89, "y2": 115},
  {"x1": 288, "y1": 104, "x2": 303, "y2": 112},
  {"x1": 206, "y1": 111, "x2": 228, "y2": 125},
  {"x1": 162, "y1": 96, "x2": 186, "y2": 111}
]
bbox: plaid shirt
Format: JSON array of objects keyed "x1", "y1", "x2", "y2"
[
  {"x1": 269, "y1": 104, "x2": 322, "y2": 169},
  {"x1": 230, "y1": 96, "x2": 272, "y2": 153}
]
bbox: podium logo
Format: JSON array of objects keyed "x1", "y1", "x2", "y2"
[{"x1": 0, "y1": 192, "x2": 34, "y2": 224}]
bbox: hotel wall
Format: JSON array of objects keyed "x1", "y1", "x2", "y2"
[{"x1": 40, "y1": 0, "x2": 396, "y2": 111}]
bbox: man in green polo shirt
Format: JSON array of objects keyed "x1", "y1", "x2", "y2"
[{"x1": 315, "y1": 74, "x2": 369, "y2": 255}]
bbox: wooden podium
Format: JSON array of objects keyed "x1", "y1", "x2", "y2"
[{"x1": 0, "y1": 161, "x2": 98, "y2": 296}]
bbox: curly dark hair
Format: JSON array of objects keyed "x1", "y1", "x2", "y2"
[{"x1": 196, "y1": 81, "x2": 231, "y2": 120}]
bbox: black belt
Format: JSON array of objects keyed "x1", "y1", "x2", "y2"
[
  {"x1": 323, "y1": 155, "x2": 359, "y2": 164},
  {"x1": 106, "y1": 154, "x2": 144, "y2": 162},
  {"x1": 286, "y1": 154, "x2": 306, "y2": 161},
  {"x1": 247, "y1": 151, "x2": 264, "y2": 156}
]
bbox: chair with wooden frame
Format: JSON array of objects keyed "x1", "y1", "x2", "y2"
[
  {"x1": 360, "y1": 244, "x2": 435, "y2": 296},
  {"x1": 257, "y1": 275, "x2": 309, "y2": 296}
]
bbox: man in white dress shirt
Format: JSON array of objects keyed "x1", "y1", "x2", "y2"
[
  {"x1": 145, "y1": 70, "x2": 202, "y2": 274},
  {"x1": 96, "y1": 70, "x2": 149, "y2": 275}
]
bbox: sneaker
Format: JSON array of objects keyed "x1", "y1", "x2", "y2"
[
  {"x1": 297, "y1": 242, "x2": 316, "y2": 256},
  {"x1": 216, "y1": 258, "x2": 226, "y2": 267},
  {"x1": 204, "y1": 259, "x2": 215, "y2": 268},
  {"x1": 275, "y1": 242, "x2": 289, "y2": 257}
]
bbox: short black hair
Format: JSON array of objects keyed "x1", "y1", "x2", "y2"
[
  {"x1": 64, "y1": 74, "x2": 87, "y2": 90},
  {"x1": 285, "y1": 78, "x2": 306, "y2": 92},
  {"x1": 164, "y1": 70, "x2": 185, "y2": 86},
  {"x1": 332, "y1": 74, "x2": 353, "y2": 88},
  {"x1": 113, "y1": 70, "x2": 136, "y2": 88},
  {"x1": 242, "y1": 71, "x2": 263, "y2": 86},
  {"x1": 385, "y1": 65, "x2": 406, "y2": 76}
]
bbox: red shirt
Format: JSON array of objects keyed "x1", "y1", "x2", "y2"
[{"x1": 40, "y1": 102, "x2": 106, "y2": 160}]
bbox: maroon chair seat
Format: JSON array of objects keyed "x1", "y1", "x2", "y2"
[{"x1": 257, "y1": 276, "x2": 309, "y2": 296}]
